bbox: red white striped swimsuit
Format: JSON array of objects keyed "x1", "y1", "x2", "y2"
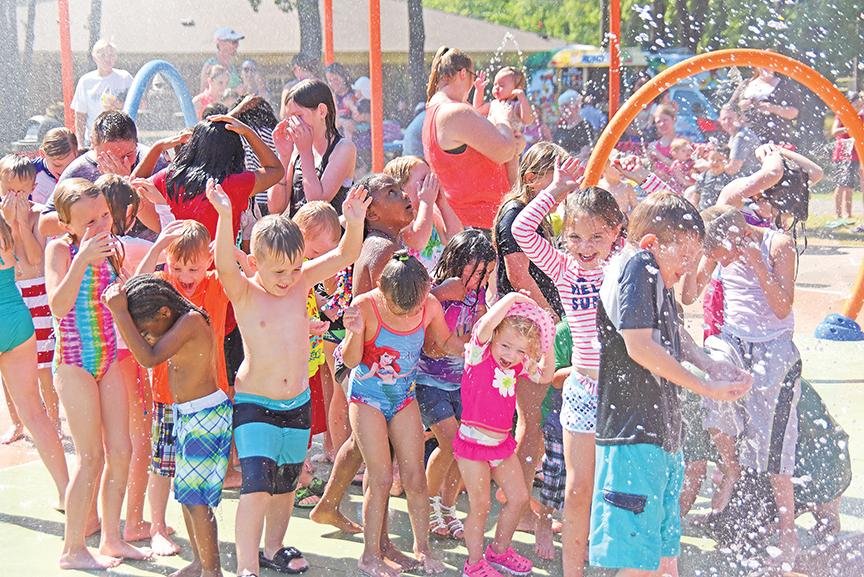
[{"x1": 16, "y1": 277, "x2": 54, "y2": 369}]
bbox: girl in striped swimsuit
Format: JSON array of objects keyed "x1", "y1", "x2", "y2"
[
  {"x1": 512, "y1": 155, "x2": 624, "y2": 575},
  {"x1": 46, "y1": 179, "x2": 151, "y2": 571}
]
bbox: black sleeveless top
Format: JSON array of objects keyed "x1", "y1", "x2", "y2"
[{"x1": 290, "y1": 134, "x2": 351, "y2": 216}]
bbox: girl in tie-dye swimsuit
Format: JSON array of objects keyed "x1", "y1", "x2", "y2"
[{"x1": 46, "y1": 179, "x2": 149, "y2": 570}]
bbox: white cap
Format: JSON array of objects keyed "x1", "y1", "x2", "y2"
[
  {"x1": 558, "y1": 89, "x2": 583, "y2": 108},
  {"x1": 352, "y1": 76, "x2": 372, "y2": 100},
  {"x1": 214, "y1": 27, "x2": 244, "y2": 42}
]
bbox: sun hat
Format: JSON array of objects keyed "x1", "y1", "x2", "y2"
[{"x1": 506, "y1": 301, "x2": 555, "y2": 354}]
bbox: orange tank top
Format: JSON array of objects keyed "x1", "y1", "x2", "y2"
[{"x1": 422, "y1": 102, "x2": 511, "y2": 229}]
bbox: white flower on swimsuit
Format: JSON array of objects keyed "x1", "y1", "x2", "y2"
[
  {"x1": 464, "y1": 341, "x2": 485, "y2": 366},
  {"x1": 492, "y1": 367, "x2": 517, "y2": 398}
]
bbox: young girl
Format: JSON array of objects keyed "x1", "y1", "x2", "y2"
[
  {"x1": 194, "y1": 65, "x2": 230, "y2": 120},
  {"x1": 415, "y1": 230, "x2": 496, "y2": 541},
  {"x1": 383, "y1": 155, "x2": 463, "y2": 271},
  {"x1": 272, "y1": 78, "x2": 356, "y2": 216},
  {"x1": 103, "y1": 275, "x2": 232, "y2": 577},
  {"x1": 647, "y1": 104, "x2": 679, "y2": 184},
  {"x1": 512, "y1": 157, "x2": 624, "y2": 572},
  {"x1": 342, "y1": 251, "x2": 463, "y2": 577},
  {"x1": 45, "y1": 178, "x2": 150, "y2": 569},
  {"x1": 455, "y1": 292, "x2": 554, "y2": 577}
]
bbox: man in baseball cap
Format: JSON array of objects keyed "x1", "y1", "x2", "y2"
[{"x1": 200, "y1": 27, "x2": 245, "y2": 92}]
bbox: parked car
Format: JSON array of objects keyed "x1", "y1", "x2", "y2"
[{"x1": 667, "y1": 83, "x2": 719, "y2": 142}]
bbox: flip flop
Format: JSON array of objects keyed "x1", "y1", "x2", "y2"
[{"x1": 259, "y1": 547, "x2": 309, "y2": 574}]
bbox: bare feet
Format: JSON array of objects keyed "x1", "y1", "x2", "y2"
[
  {"x1": 100, "y1": 539, "x2": 153, "y2": 561},
  {"x1": 169, "y1": 559, "x2": 201, "y2": 577},
  {"x1": 414, "y1": 549, "x2": 446, "y2": 574},
  {"x1": 310, "y1": 503, "x2": 363, "y2": 533},
  {"x1": 358, "y1": 554, "x2": 401, "y2": 577},
  {"x1": 123, "y1": 519, "x2": 152, "y2": 542},
  {"x1": 59, "y1": 547, "x2": 121, "y2": 570},
  {"x1": 223, "y1": 467, "x2": 242, "y2": 490},
  {"x1": 150, "y1": 529, "x2": 181, "y2": 556},
  {"x1": 382, "y1": 541, "x2": 420, "y2": 571},
  {"x1": 711, "y1": 463, "x2": 741, "y2": 513},
  {"x1": 534, "y1": 517, "x2": 556, "y2": 560},
  {"x1": 0, "y1": 424, "x2": 24, "y2": 445},
  {"x1": 515, "y1": 510, "x2": 562, "y2": 535},
  {"x1": 85, "y1": 516, "x2": 101, "y2": 537}
]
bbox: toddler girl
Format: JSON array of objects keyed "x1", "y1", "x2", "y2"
[{"x1": 455, "y1": 292, "x2": 554, "y2": 577}]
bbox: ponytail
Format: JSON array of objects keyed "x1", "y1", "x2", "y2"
[{"x1": 426, "y1": 46, "x2": 474, "y2": 102}]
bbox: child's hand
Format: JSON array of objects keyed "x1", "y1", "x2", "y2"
[
  {"x1": 613, "y1": 153, "x2": 650, "y2": 182},
  {"x1": 205, "y1": 178, "x2": 232, "y2": 216},
  {"x1": 207, "y1": 114, "x2": 253, "y2": 137},
  {"x1": 131, "y1": 178, "x2": 168, "y2": 205},
  {"x1": 473, "y1": 70, "x2": 487, "y2": 93},
  {"x1": 1, "y1": 192, "x2": 17, "y2": 226},
  {"x1": 701, "y1": 372, "x2": 752, "y2": 401},
  {"x1": 341, "y1": 185, "x2": 372, "y2": 226},
  {"x1": 155, "y1": 220, "x2": 187, "y2": 245},
  {"x1": 342, "y1": 305, "x2": 363, "y2": 334},
  {"x1": 101, "y1": 282, "x2": 127, "y2": 310},
  {"x1": 286, "y1": 116, "x2": 314, "y2": 154},
  {"x1": 96, "y1": 149, "x2": 133, "y2": 177},
  {"x1": 550, "y1": 155, "x2": 584, "y2": 196},
  {"x1": 13, "y1": 194, "x2": 30, "y2": 228},
  {"x1": 78, "y1": 227, "x2": 116, "y2": 264},
  {"x1": 272, "y1": 119, "x2": 295, "y2": 159},
  {"x1": 158, "y1": 130, "x2": 192, "y2": 153},
  {"x1": 309, "y1": 318, "x2": 330, "y2": 337},
  {"x1": 416, "y1": 171, "x2": 440, "y2": 205}
]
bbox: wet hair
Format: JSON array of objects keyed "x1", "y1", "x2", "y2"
[
  {"x1": 627, "y1": 191, "x2": 704, "y2": 244},
  {"x1": 700, "y1": 205, "x2": 748, "y2": 253},
  {"x1": 230, "y1": 96, "x2": 278, "y2": 133},
  {"x1": 0, "y1": 153, "x2": 36, "y2": 182},
  {"x1": 383, "y1": 156, "x2": 426, "y2": 188},
  {"x1": 0, "y1": 212, "x2": 12, "y2": 253},
  {"x1": 54, "y1": 178, "x2": 102, "y2": 226},
  {"x1": 379, "y1": 250, "x2": 431, "y2": 312},
  {"x1": 564, "y1": 187, "x2": 625, "y2": 236},
  {"x1": 201, "y1": 102, "x2": 229, "y2": 118},
  {"x1": 493, "y1": 141, "x2": 566, "y2": 247},
  {"x1": 95, "y1": 174, "x2": 139, "y2": 235},
  {"x1": 91, "y1": 110, "x2": 137, "y2": 144},
  {"x1": 166, "y1": 220, "x2": 211, "y2": 264},
  {"x1": 124, "y1": 274, "x2": 210, "y2": 327},
  {"x1": 497, "y1": 66, "x2": 526, "y2": 90},
  {"x1": 426, "y1": 46, "x2": 474, "y2": 102},
  {"x1": 206, "y1": 64, "x2": 228, "y2": 80},
  {"x1": 432, "y1": 229, "x2": 496, "y2": 285},
  {"x1": 292, "y1": 201, "x2": 341, "y2": 237},
  {"x1": 166, "y1": 119, "x2": 246, "y2": 202},
  {"x1": 494, "y1": 316, "x2": 541, "y2": 360},
  {"x1": 325, "y1": 62, "x2": 352, "y2": 88},
  {"x1": 251, "y1": 213, "x2": 305, "y2": 263},
  {"x1": 292, "y1": 52, "x2": 322, "y2": 77},
  {"x1": 40, "y1": 127, "x2": 78, "y2": 159},
  {"x1": 284, "y1": 79, "x2": 339, "y2": 142}
]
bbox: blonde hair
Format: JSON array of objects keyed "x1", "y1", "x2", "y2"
[
  {"x1": 426, "y1": 46, "x2": 474, "y2": 102},
  {"x1": 700, "y1": 205, "x2": 748, "y2": 252},
  {"x1": 0, "y1": 153, "x2": 36, "y2": 183},
  {"x1": 166, "y1": 220, "x2": 211, "y2": 264},
  {"x1": 251, "y1": 214, "x2": 305, "y2": 262},
  {"x1": 494, "y1": 315, "x2": 541, "y2": 359},
  {"x1": 54, "y1": 178, "x2": 102, "y2": 226},
  {"x1": 40, "y1": 127, "x2": 78, "y2": 159},
  {"x1": 383, "y1": 156, "x2": 426, "y2": 188},
  {"x1": 497, "y1": 66, "x2": 526, "y2": 90},
  {"x1": 627, "y1": 192, "x2": 704, "y2": 244},
  {"x1": 670, "y1": 137, "x2": 691, "y2": 152},
  {"x1": 292, "y1": 201, "x2": 341, "y2": 238},
  {"x1": 91, "y1": 38, "x2": 116, "y2": 59}
]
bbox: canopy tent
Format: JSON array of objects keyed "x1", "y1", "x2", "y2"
[{"x1": 549, "y1": 45, "x2": 648, "y2": 68}]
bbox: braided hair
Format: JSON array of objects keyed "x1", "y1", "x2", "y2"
[{"x1": 124, "y1": 274, "x2": 210, "y2": 327}]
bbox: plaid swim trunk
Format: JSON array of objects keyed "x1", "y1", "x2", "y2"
[
  {"x1": 151, "y1": 402, "x2": 176, "y2": 477},
  {"x1": 174, "y1": 392, "x2": 232, "y2": 507},
  {"x1": 539, "y1": 431, "x2": 565, "y2": 510}
]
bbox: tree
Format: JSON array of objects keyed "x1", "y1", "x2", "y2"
[
  {"x1": 407, "y1": 0, "x2": 426, "y2": 104},
  {"x1": 249, "y1": 0, "x2": 322, "y2": 57},
  {"x1": 89, "y1": 0, "x2": 103, "y2": 49}
]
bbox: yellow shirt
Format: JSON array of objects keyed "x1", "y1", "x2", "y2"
[{"x1": 307, "y1": 291, "x2": 326, "y2": 377}]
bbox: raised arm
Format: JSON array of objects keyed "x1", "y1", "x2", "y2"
[
  {"x1": 209, "y1": 114, "x2": 285, "y2": 195},
  {"x1": 474, "y1": 291, "x2": 535, "y2": 345},
  {"x1": 133, "y1": 220, "x2": 186, "y2": 276},
  {"x1": 435, "y1": 193, "x2": 463, "y2": 241},
  {"x1": 401, "y1": 172, "x2": 439, "y2": 252},
  {"x1": 680, "y1": 255, "x2": 717, "y2": 306},
  {"x1": 302, "y1": 186, "x2": 370, "y2": 287},
  {"x1": 131, "y1": 131, "x2": 191, "y2": 179},
  {"x1": 205, "y1": 179, "x2": 249, "y2": 301},
  {"x1": 717, "y1": 148, "x2": 784, "y2": 208}
]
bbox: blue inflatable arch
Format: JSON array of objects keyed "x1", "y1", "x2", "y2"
[{"x1": 124, "y1": 60, "x2": 197, "y2": 128}]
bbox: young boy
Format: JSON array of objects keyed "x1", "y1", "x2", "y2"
[
  {"x1": 134, "y1": 218, "x2": 232, "y2": 556},
  {"x1": 687, "y1": 145, "x2": 732, "y2": 210},
  {"x1": 207, "y1": 178, "x2": 369, "y2": 577},
  {"x1": 589, "y1": 192, "x2": 751, "y2": 576},
  {"x1": 698, "y1": 204, "x2": 801, "y2": 563}
]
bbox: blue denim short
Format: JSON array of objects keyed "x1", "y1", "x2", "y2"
[{"x1": 416, "y1": 384, "x2": 462, "y2": 428}]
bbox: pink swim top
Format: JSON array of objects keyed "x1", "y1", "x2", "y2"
[{"x1": 459, "y1": 329, "x2": 527, "y2": 434}]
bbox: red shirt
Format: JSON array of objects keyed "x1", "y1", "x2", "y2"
[
  {"x1": 151, "y1": 168, "x2": 255, "y2": 238},
  {"x1": 422, "y1": 103, "x2": 511, "y2": 229}
]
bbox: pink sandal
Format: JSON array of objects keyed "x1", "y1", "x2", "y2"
[{"x1": 463, "y1": 558, "x2": 504, "y2": 577}]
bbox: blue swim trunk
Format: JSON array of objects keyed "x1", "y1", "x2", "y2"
[
  {"x1": 589, "y1": 443, "x2": 684, "y2": 571},
  {"x1": 233, "y1": 389, "x2": 311, "y2": 495},
  {"x1": 416, "y1": 384, "x2": 462, "y2": 428},
  {"x1": 173, "y1": 391, "x2": 232, "y2": 508}
]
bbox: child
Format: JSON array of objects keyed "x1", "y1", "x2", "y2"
[
  {"x1": 696, "y1": 204, "x2": 802, "y2": 563},
  {"x1": 455, "y1": 292, "x2": 554, "y2": 577},
  {"x1": 415, "y1": 229, "x2": 496, "y2": 541},
  {"x1": 103, "y1": 275, "x2": 231, "y2": 577},
  {"x1": 383, "y1": 155, "x2": 463, "y2": 271},
  {"x1": 599, "y1": 153, "x2": 638, "y2": 215},
  {"x1": 589, "y1": 192, "x2": 751, "y2": 576},
  {"x1": 688, "y1": 145, "x2": 732, "y2": 210},
  {"x1": 207, "y1": 177, "x2": 369, "y2": 577},
  {"x1": 134, "y1": 218, "x2": 231, "y2": 556},
  {"x1": 33, "y1": 127, "x2": 79, "y2": 205},
  {"x1": 194, "y1": 65, "x2": 230, "y2": 120},
  {"x1": 512, "y1": 156, "x2": 624, "y2": 571},
  {"x1": 669, "y1": 137, "x2": 696, "y2": 194},
  {"x1": 342, "y1": 251, "x2": 463, "y2": 576},
  {"x1": 473, "y1": 67, "x2": 535, "y2": 184},
  {"x1": 0, "y1": 188, "x2": 68, "y2": 511},
  {"x1": 45, "y1": 178, "x2": 151, "y2": 569}
]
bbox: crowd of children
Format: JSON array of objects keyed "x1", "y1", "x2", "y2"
[{"x1": 0, "y1": 51, "x2": 853, "y2": 577}]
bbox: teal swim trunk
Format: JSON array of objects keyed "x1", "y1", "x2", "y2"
[{"x1": 589, "y1": 443, "x2": 684, "y2": 571}]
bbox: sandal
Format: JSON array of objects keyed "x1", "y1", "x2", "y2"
[
  {"x1": 429, "y1": 496, "x2": 449, "y2": 537},
  {"x1": 307, "y1": 477, "x2": 326, "y2": 497},
  {"x1": 441, "y1": 503, "x2": 465, "y2": 540},
  {"x1": 485, "y1": 545, "x2": 532, "y2": 577},
  {"x1": 294, "y1": 487, "x2": 321, "y2": 509},
  {"x1": 259, "y1": 546, "x2": 309, "y2": 574}
]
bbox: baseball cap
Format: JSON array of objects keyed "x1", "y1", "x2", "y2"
[
  {"x1": 214, "y1": 27, "x2": 244, "y2": 42},
  {"x1": 352, "y1": 76, "x2": 372, "y2": 100},
  {"x1": 558, "y1": 89, "x2": 583, "y2": 108}
]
